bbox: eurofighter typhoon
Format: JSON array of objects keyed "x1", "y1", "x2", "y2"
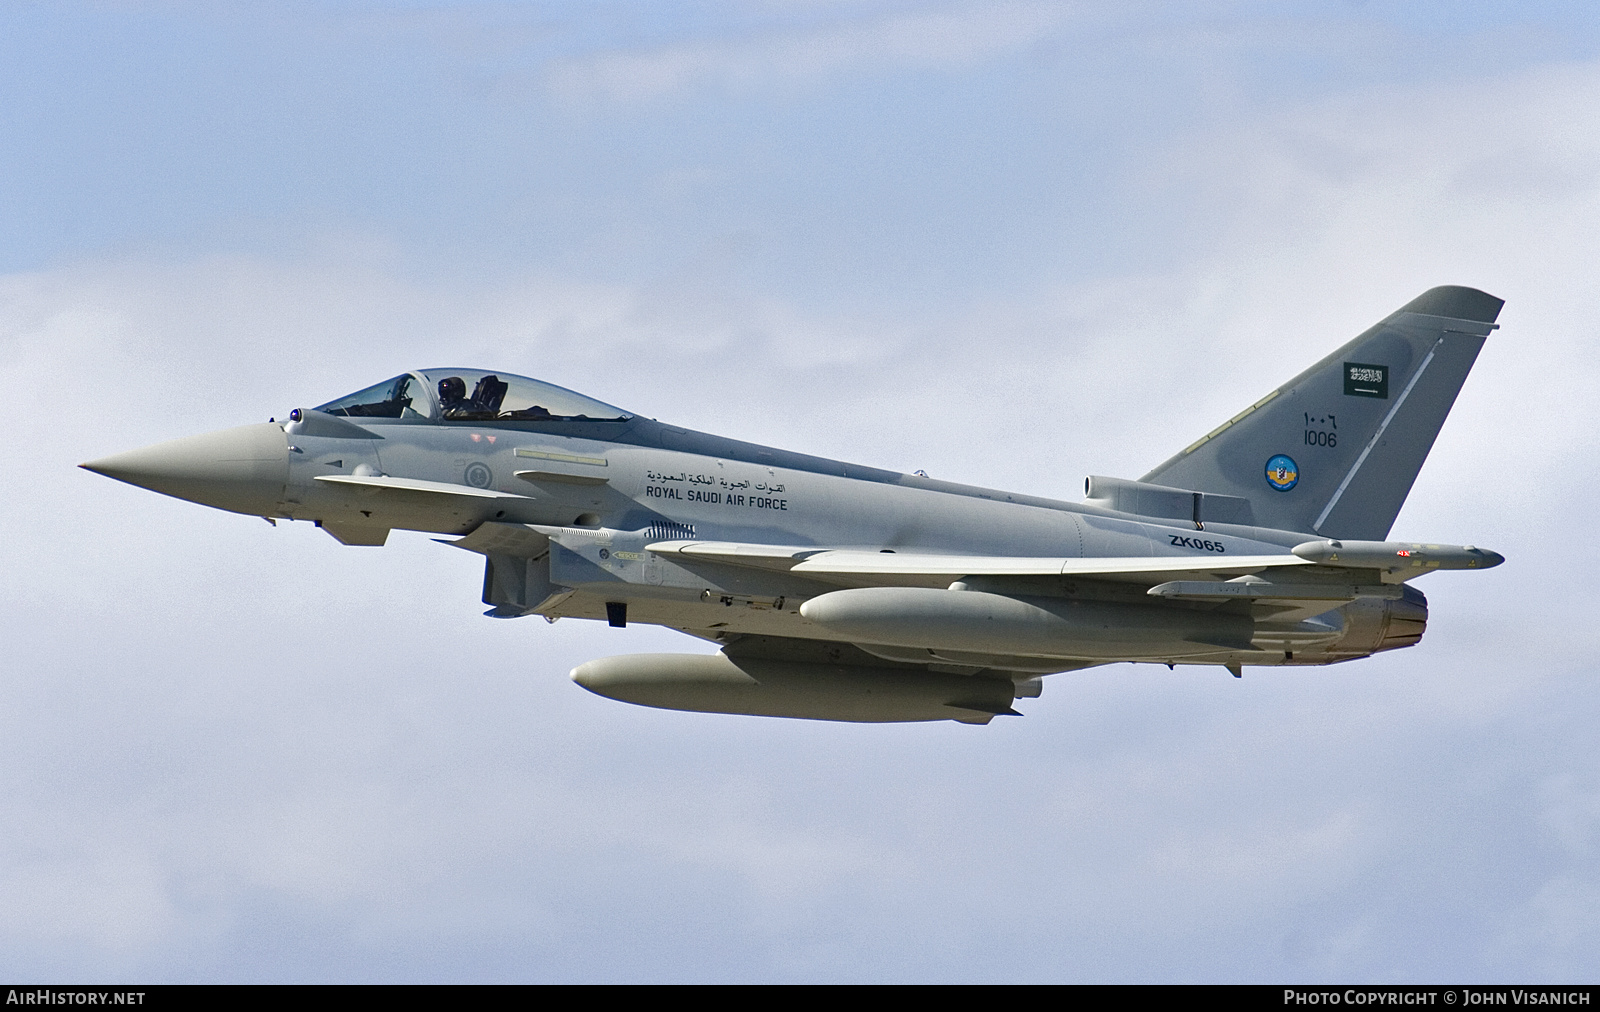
[{"x1": 83, "y1": 287, "x2": 1505, "y2": 724}]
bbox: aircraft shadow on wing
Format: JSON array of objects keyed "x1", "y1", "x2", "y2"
[{"x1": 83, "y1": 288, "x2": 1506, "y2": 725}]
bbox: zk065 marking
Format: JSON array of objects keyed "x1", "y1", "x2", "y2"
[{"x1": 1169, "y1": 535, "x2": 1226, "y2": 553}]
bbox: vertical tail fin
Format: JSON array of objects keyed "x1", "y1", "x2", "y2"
[{"x1": 1141, "y1": 286, "x2": 1501, "y2": 539}]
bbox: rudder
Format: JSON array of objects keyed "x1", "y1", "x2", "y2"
[{"x1": 1140, "y1": 286, "x2": 1501, "y2": 539}]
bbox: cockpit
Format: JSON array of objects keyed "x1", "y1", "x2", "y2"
[{"x1": 314, "y1": 370, "x2": 634, "y2": 424}]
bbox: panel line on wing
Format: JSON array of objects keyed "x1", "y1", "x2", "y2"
[
  {"x1": 794, "y1": 551, "x2": 1310, "y2": 578},
  {"x1": 314, "y1": 474, "x2": 533, "y2": 499},
  {"x1": 646, "y1": 540, "x2": 1312, "y2": 580}
]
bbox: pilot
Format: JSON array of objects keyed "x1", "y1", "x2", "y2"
[{"x1": 437, "y1": 376, "x2": 469, "y2": 418}]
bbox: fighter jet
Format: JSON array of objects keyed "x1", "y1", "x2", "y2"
[{"x1": 82, "y1": 286, "x2": 1505, "y2": 725}]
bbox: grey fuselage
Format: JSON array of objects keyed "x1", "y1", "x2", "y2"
[{"x1": 245, "y1": 407, "x2": 1408, "y2": 670}]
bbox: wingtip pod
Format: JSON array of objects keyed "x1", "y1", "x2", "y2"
[{"x1": 1292, "y1": 539, "x2": 1504, "y2": 572}]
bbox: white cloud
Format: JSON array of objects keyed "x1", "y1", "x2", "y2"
[{"x1": 544, "y1": 1, "x2": 1070, "y2": 105}]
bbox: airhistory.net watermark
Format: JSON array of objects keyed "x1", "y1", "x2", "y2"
[{"x1": 5, "y1": 993, "x2": 145, "y2": 1005}]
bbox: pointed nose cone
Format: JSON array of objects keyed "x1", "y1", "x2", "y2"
[{"x1": 82, "y1": 423, "x2": 289, "y2": 517}]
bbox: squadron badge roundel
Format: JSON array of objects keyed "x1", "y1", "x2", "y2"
[
  {"x1": 464, "y1": 462, "x2": 493, "y2": 488},
  {"x1": 1265, "y1": 454, "x2": 1299, "y2": 491}
]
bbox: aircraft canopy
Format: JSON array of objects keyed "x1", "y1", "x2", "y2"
[{"x1": 315, "y1": 370, "x2": 633, "y2": 423}]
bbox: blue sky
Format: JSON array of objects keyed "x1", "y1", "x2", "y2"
[
  {"x1": 3, "y1": 1, "x2": 1599, "y2": 982},
  {"x1": 11, "y1": 2, "x2": 1600, "y2": 298}
]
